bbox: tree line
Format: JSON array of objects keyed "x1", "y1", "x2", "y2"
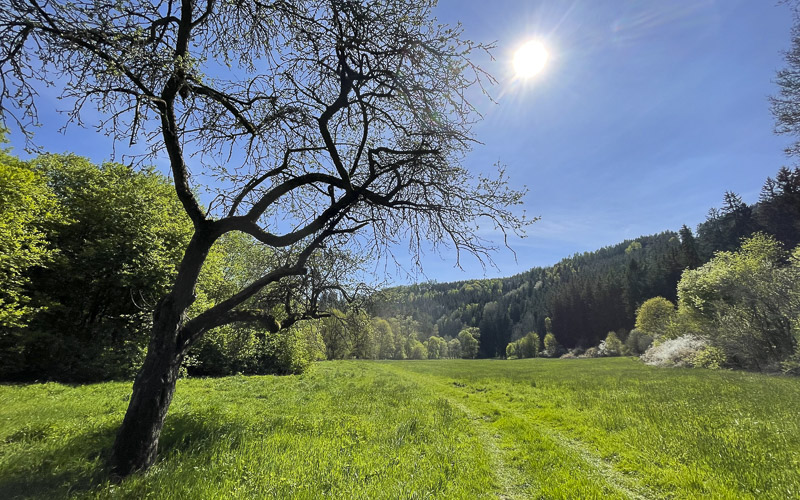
[{"x1": 366, "y1": 167, "x2": 800, "y2": 360}]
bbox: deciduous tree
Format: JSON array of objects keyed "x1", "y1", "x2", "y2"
[
  {"x1": 0, "y1": 0, "x2": 527, "y2": 475},
  {"x1": 0, "y1": 140, "x2": 60, "y2": 329}
]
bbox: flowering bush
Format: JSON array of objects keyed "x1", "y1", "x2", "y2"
[{"x1": 641, "y1": 335, "x2": 712, "y2": 368}]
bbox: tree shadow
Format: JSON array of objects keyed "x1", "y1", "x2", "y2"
[
  {"x1": 0, "y1": 423, "x2": 116, "y2": 499},
  {"x1": 0, "y1": 411, "x2": 241, "y2": 499}
]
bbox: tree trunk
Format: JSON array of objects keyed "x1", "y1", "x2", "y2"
[
  {"x1": 109, "y1": 229, "x2": 214, "y2": 477},
  {"x1": 109, "y1": 295, "x2": 184, "y2": 477}
]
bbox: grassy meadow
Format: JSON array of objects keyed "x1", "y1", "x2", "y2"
[{"x1": 1, "y1": 358, "x2": 799, "y2": 499}]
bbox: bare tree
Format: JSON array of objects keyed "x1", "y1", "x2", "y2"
[
  {"x1": 773, "y1": 1, "x2": 800, "y2": 158},
  {"x1": 0, "y1": 0, "x2": 529, "y2": 477}
]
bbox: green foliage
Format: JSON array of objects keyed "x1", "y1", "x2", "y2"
[
  {"x1": 506, "y1": 331, "x2": 540, "y2": 359},
  {"x1": 447, "y1": 338, "x2": 461, "y2": 359},
  {"x1": 372, "y1": 318, "x2": 396, "y2": 360},
  {"x1": 692, "y1": 345, "x2": 726, "y2": 370},
  {"x1": 624, "y1": 241, "x2": 642, "y2": 255},
  {"x1": 543, "y1": 332, "x2": 560, "y2": 357},
  {"x1": 0, "y1": 143, "x2": 61, "y2": 329},
  {"x1": 458, "y1": 327, "x2": 479, "y2": 359},
  {"x1": 678, "y1": 233, "x2": 787, "y2": 322},
  {"x1": 634, "y1": 297, "x2": 677, "y2": 338},
  {"x1": 505, "y1": 341, "x2": 517, "y2": 359},
  {"x1": 599, "y1": 331, "x2": 625, "y2": 357},
  {"x1": 677, "y1": 234, "x2": 800, "y2": 370},
  {"x1": 425, "y1": 336, "x2": 447, "y2": 359},
  {"x1": 520, "y1": 331, "x2": 540, "y2": 358},
  {"x1": 408, "y1": 339, "x2": 428, "y2": 360},
  {"x1": 186, "y1": 321, "x2": 321, "y2": 377},
  {"x1": 624, "y1": 329, "x2": 653, "y2": 355},
  {"x1": 1, "y1": 154, "x2": 193, "y2": 381}
]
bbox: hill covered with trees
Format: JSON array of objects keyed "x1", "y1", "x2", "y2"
[{"x1": 365, "y1": 167, "x2": 800, "y2": 358}]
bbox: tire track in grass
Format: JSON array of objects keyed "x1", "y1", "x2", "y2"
[
  {"x1": 446, "y1": 397, "x2": 529, "y2": 500},
  {"x1": 376, "y1": 364, "x2": 529, "y2": 499},
  {"x1": 380, "y1": 364, "x2": 652, "y2": 500},
  {"x1": 528, "y1": 421, "x2": 651, "y2": 500}
]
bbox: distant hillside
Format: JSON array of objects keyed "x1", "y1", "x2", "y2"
[{"x1": 370, "y1": 167, "x2": 800, "y2": 356}]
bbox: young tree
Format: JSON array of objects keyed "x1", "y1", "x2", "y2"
[
  {"x1": 447, "y1": 338, "x2": 462, "y2": 359},
  {"x1": 0, "y1": 0, "x2": 528, "y2": 475},
  {"x1": 458, "y1": 327, "x2": 480, "y2": 359},
  {"x1": 634, "y1": 297, "x2": 676, "y2": 338},
  {"x1": 372, "y1": 318, "x2": 395, "y2": 359},
  {"x1": 543, "y1": 332, "x2": 560, "y2": 358},
  {"x1": 408, "y1": 339, "x2": 428, "y2": 360},
  {"x1": 599, "y1": 331, "x2": 624, "y2": 357},
  {"x1": 505, "y1": 341, "x2": 517, "y2": 359}
]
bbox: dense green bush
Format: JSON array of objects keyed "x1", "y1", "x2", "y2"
[
  {"x1": 1, "y1": 154, "x2": 192, "y2": 381},
  {"x1": 598, "y1": 331, "x2": 625, "y2": 356},
  {"x1": 634, "y1": 297, "x2": 676, "y2": 338},
  {"x1": 186, "y1": 322, "x2": 324, "y2": 376},
  {"x1": 677, "y1": 234, "x2": 800, "y2": 371},
  {"x1": 1, "y1": 151, "x2": 325, "y2": 381},
  {"x1": 0, "y1": 143, "x2": 62, "y2": 330},
  {"x1": 505, "y1": 331, "x2": 540, "y2": 359}
]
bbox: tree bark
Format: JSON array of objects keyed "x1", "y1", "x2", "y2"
[
  {"x1": 109, "y1": 230, "x2": 213, "y2": 477},
  {"x1": 109, "y1": 294, "x2": 184, "y2": 477}
]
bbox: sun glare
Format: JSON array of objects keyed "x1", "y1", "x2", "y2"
[{"x1": 513, "y1": 40, "x2": 548, "y2": 78}]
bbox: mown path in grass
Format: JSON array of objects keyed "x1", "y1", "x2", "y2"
[
  {"x1": 379, "y1": 358, "x2": 800, "y2": 499},
  {"x1": 379, "y1": 362, "x2": 651, "y2": 499}
]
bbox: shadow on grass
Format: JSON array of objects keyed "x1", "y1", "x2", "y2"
[
  {"x1": 0, "y1": 410, "x2": 243, "y2": 499},
  {"x1": 0, "y1": 422, "x2": 116, "y2": 499}
]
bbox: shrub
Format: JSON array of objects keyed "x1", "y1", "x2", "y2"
[
  {"x1": 505, "y1": 342, "x2": 517, "y2": 359},
  {"x1": 625, "y1": 329, "x2": 654, "y2": 355},
  {"x1": 677, "y1": 235, "x2": 800, "y2": 371},
  {"x1": 692, "y1": 345, "x2": 726, "y2": 370},
  {"x1": 186, "y1": 322, "x2": 320, "y2": 376},
  {"x1": 598, "y1": 331, "x2": 625, "y2": 357},
  {"x1": 641, "y1": 335, "x2": 711, "y2": 368},
  {"x1": 635, "y1": 297, "x2": 676, "y2": 338},
  {"x1": 543, "y1": 332, "x2": 560, "y2": 357},
  {"x1": 409, "y1": 340, "x2": 428, "y2": 360}
]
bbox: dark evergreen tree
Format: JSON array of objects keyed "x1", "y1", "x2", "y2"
[{"x1": 679, "y1": 225, "x2": 702, "y2": 269}]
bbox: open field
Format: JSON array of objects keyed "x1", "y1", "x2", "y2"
[{"x1": 1, "y1": 358, "x2": 799, "y2": 499}]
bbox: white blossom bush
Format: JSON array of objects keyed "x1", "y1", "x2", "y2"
[{"x1": 641, "y1": 335, "x2": 710, "y2": 368}]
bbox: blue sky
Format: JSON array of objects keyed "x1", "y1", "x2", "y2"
[
  {"x1": 416, "y1": 0, "x2": 796, "y2": 282},
  {"x1": 6, "y1": 0, "x2": 796, "y2": 285}
]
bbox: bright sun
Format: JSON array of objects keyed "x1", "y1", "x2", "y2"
[{"x1": 513, "y1": 40, "x2": 548, "y2": 78}]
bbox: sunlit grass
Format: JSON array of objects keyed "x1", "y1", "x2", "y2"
[
  {"x1": 1, "y1": 358, "x2": 799, "y2": 498},
  {"x1": 0, "y1": 364, "x2": 494, "y2": 499},
  {"x1": 387, "y1": 358, "x2": 800, "y2": 499}
]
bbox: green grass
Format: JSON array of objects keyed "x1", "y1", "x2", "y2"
[{"x1": 2, "y1": 358, "x2": 799, "y2": 499}]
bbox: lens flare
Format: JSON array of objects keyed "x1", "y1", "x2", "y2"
[{"x1": 513, "y1": 40, "x2": 548, "y2": 78}]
